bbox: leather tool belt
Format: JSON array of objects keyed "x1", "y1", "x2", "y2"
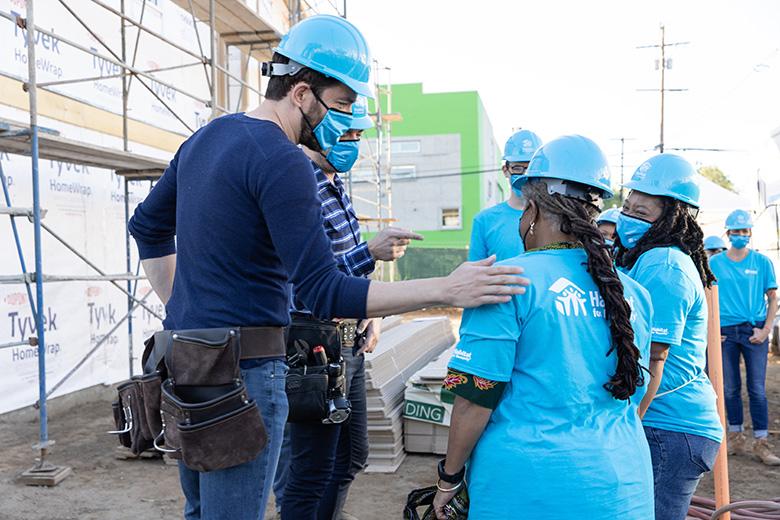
[{"x1": 110, "y1": 326, "x2": 284, "y2": 471}]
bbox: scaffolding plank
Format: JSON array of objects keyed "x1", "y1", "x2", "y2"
[
  {"x1": 168, "y1": 0, "x2": 284, "y2": 44},
  {"x1": 0, "y1": 118, "x2": 167, "y2": 176},
  {"x1": 0, "y1": 273, "x2": 147, "y2": 284},
  {"x1": 0, "y1": 206, "x2": 37, "y2": 217}
]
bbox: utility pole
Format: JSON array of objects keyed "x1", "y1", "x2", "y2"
[
  {"x1": 637, "y1": 25, "x2": 688, "y2": 153},
  {"x1": 611, "y1": 137, "x2": 636, "y2": 205}
]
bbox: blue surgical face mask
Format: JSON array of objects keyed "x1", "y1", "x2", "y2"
[
  {"x1": 302, "y1": 91, "x2": 354, "y2": 152},
  {"x1": 326, "y1": 139, "x2": 360, "y2": 173},
  {"x1": 729, "y1": 234, "x2": 750, "y2": 249},
  {"x1": 616, "y1": 213, "x2": 653, "y2": 249},
  {"x1": 510, "y1": 174, "x2": 523, "y2": 197}
]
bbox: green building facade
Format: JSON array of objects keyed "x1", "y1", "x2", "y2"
[{"x1": 352, "y1": 83, "x2": 503, "y2": 280}]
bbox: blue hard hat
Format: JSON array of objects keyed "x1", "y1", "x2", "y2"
[
  {"x1": 725, "y1": 209, "x2": 753, "y2": 230},
  {"x1": 703, "y1": 235, "x2": 728, "y2": 250},
  {"x1": 597, "y1": 208, "x2": 621, "y2": 225},
  {"x1": 274, "y1": 15, "x2": 373, "y2": 98},
  {"x1": 350, "y1": 96, "x2": 373, "y2": 130},
  {"x1": 512, "y1": 135, "x2": 613, "y2": 200},
  {"x1": 503, "y1": 129, "x2": 543, "y2": 162},
  {"x1": 624, "y1": 154, "x2": 700, "y2": 208}
]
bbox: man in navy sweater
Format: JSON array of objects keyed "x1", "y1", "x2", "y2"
[{"x1": 129, "y1": 15, "x2": 526, "y2": 520}]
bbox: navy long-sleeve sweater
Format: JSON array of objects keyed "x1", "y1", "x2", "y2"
[{"x1": 128, "y1": 113, "x2": 370, "y2": 330}]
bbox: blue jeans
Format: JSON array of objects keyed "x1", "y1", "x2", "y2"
[
  {"x1": 280, "y1": 347, "x2": 369, "y2": 520},
  {"x1": 721, "y1": 322, "x2": 770, "y2": 437},
  {"x1": 273, "y1": 424, "x2": 291, "y2": 513},
  {"x1": 179, "y1": 358, "x2": 288, "y2": 520},
  {"x1": 644, "y1": 426, "x2": 720, "y2": 520}
]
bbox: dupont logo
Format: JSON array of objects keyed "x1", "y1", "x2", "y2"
[
  {"x1": 4, "y1": 293, "x2": 27, "y2": 306},
  {"x1": 86, "y1": 286, "x2": 101, "y2": 298},
  {"x1": 549, "y1": 277, "x2": 587, "y2": 317}
]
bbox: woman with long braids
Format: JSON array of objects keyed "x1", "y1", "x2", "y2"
[
  {"x1": 432, "y1": 136, "x2": 654, "y2": 519},
  {"x1": 615, "y1": 154, "x2": 723, "y2": 520}
]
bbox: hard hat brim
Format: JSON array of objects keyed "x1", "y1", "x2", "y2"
[{"x1": 623, "y1": 180, "x2": 700, "y2": 208}]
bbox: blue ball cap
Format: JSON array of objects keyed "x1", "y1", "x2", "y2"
[{"x1": 350, "y1": 96, "x2": 373, "y2": 130}]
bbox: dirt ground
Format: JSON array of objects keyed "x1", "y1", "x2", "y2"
[{"x1": 1, "y1": 311, "x2": 779, "y2": 519}]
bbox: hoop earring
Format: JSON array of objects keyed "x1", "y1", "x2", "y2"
[{"x1": 529, "y1": 222, "x2": 535, "y2": 235}]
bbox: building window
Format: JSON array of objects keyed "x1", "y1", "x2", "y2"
[
  {"x1": 441, "y1": 208, "x2": 461, "y2": 229},
  {"x1": 391, "y1": 165, "x2": 416, "y2": 179},
  {"x1": 391, "y1": 140, "x2": 421, "y2": 154}
]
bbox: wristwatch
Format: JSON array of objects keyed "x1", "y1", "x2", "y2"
[{"x1": 437, "y1": 458, "x2": 465, "y2": 484}]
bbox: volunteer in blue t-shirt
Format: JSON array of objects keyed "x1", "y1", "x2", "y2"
[
  {"x1": 614, "y1": 154, "x2": 723, "y2": 520},
  {"x1": 468, "y1": 129, "x2": 542, "y2": 261},
  {"x1": 433, "y1": 136, "x2": 654, "y2": 520},
  {"x1": 709, "y1": 209, "x2": 780, "y2": 466}
]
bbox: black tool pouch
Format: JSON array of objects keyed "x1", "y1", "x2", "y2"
[
  {"x1": 153, "y1": 328, "x2": 267, "y2": 472},
  {"x1": 285, "y1": 365, "x2": 329, "y2": 423},
  {"x1": 285, "y1": 315, "x2": 343, "y2": 423},
  {"x1": 286, "y1": 315, "x2": 341, "y2": 366}
]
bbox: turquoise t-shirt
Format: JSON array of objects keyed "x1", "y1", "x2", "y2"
[
  {"x1": 709, "y1": 250, "x2": 777, "y2": 327},
  {"x1": 468, "y1": 201, "x2": 524, "y2": 261},
  {"x1": 623, "y1": 247, "x2": 723, "y2": 443},
  {"x1": 448, "y1": 248, "x2": 654, "y2": 519}
]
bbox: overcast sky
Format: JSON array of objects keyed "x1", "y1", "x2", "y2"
[{"x1": 347, "y1": 0, "x2": 780, "y2": 204}]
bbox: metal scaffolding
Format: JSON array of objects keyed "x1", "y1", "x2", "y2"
[
  {"x1": 348, "y1": 63, "x2": 398, "y2": 281},
  {"x1": 0, "y1": 0, "x2": 339, "y2": 485}
]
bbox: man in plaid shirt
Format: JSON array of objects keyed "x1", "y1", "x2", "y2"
[{"x1": 278, "y1": 99, "x2": 423, "y2": 519}]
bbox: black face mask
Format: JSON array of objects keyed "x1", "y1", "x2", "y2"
[{"x1": 299, "y1": 103, "x2": 324, "y2": 153}]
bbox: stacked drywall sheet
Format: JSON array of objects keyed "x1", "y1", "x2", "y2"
[
  {"x1": 403, "y1": 347, "x2": 455, "y2": 455},
  {"x1": 364, "y1": 317, "x2": 455, "y2": 473}
]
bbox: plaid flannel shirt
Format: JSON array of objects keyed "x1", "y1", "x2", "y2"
[{"x1": 290, "y1": 164, "x2": 375, "y2": 313}]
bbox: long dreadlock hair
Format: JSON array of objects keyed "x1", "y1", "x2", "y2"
[
  {"x1": 522, "y1": 181, "x2": 645, "y2": 401},
  {"x1": 614, "y1": 198, "x2": 715, "y2": 289}
]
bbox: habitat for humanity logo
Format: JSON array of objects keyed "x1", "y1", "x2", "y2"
[{"x1": 549, "y1": 277, "x2": 587, "y2": 317}]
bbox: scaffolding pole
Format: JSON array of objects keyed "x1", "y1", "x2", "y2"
[{"x1": 13, "y1": 0, "x2": 72, "y2": 487}]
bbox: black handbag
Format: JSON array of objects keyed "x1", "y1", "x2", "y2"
[{"x1": 403, "y1": 485, "x2": 469, "y2": 520}]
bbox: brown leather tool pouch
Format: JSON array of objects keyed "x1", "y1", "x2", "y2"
[{"x1": 155, "y1": 328, "x2": 268, "y2": 471}]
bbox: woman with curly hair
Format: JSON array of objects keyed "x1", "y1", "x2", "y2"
[
  {"x1": 433, "y1": 136, "x2": 654, "y2": 519},
  {"x1": 615, "y1": 153, "x2": 723, "y2": 520}
]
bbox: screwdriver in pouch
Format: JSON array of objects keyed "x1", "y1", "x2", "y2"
[{"x1": 312, "y1": 345, "x2": 328, "y2": 365}]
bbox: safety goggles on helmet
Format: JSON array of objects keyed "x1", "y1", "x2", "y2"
[{"x1": 527, "y1": 178, "x2": 604, "y2": 210}]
